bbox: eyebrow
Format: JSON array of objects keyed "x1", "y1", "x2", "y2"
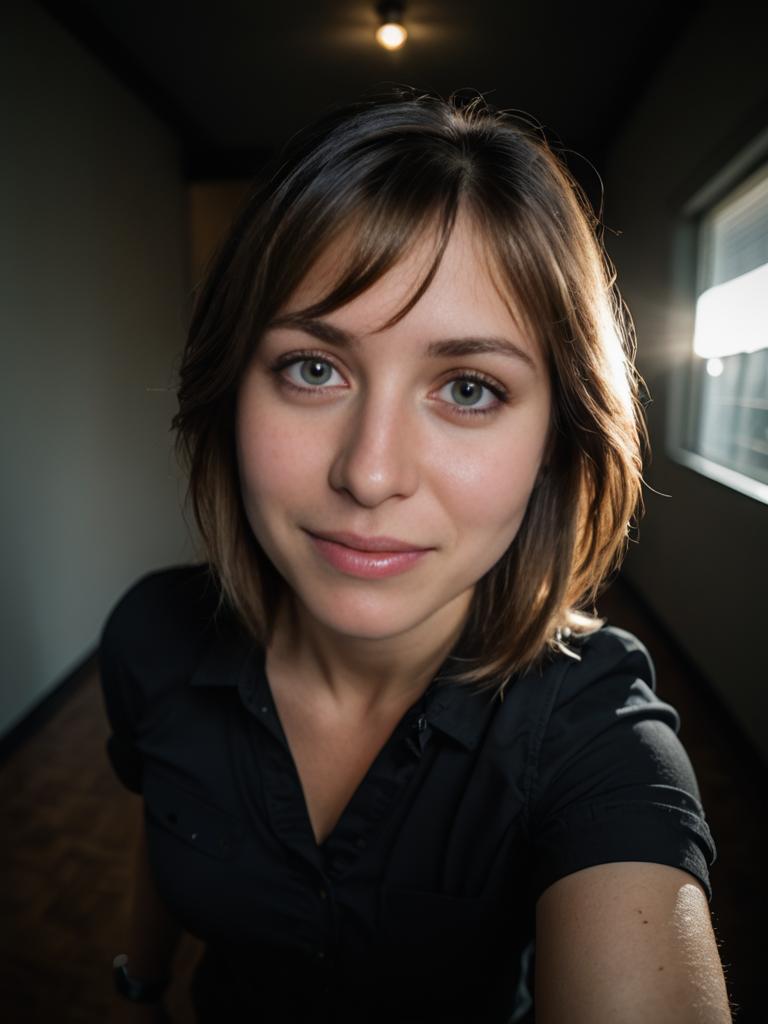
[{"x1": 265, "y1": 314, "x2": 538, "y2": 373}]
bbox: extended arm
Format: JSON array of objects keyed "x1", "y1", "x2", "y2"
[{"x1": 534, "y1": 861, "x2": 732, "y2": 1023}]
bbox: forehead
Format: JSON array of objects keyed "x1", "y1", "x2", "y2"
[{"x1": 274, "y1": 208, "x2": 541, "y2": 360}]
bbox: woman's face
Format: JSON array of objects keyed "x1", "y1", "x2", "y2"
[{"x1": 235, "y1": 210, "x2": 552, "y2": 647}]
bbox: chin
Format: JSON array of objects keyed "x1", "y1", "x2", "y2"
[
  {"x1": 316, "y1": 606, "x2": 417, "y2": 642},
  {"x1": 300, "y1": 589, "x2": 432, "y2": 641}
]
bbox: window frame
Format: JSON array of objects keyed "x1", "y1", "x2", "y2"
[{"x1": 666, "y1": 124, "x2": 768, "y2": 507}]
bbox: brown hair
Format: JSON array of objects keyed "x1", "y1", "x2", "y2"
[{"x1": 171, "y1": 85, "x2": 649, "y2": 699}]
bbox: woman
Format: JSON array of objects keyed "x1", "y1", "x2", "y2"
[{"x1": 100, "y1": 87, "x2": 732, "y2": 1023}]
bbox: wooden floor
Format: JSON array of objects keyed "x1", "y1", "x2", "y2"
[{"x1": 0, "y1": 576, "x2": 763, "y2": 1022}]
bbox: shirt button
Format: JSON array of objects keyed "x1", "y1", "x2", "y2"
[
  {"x1": 355, "y1": 837, "x2": 366, "y2": 849},
  {"x1": 260, "y1": 706, "x2": 269, "y2": 714},
  {"x1": 316, "y1": 950, "x2": 325, "y2": 960},
  {"x1": 319, "y1": 888, "x2": 328, "y2": 900}
]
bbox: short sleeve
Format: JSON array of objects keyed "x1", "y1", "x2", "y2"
[
  {"x1": 97, "y1": 596, "x2": 145, "y2": 794},
  {"x1": 527, "y1": 627, "x2": 717, "y2": 904}
]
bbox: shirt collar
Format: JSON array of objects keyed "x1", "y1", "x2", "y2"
[
  {"x1": 189, "y1": 609, "x2": 497, "y2": 752},
  {"x1": 400, "y1": 643, "x2": 500, "y2": 751}
]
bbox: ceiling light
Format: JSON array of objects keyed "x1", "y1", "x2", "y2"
[{"x1": 375, "y1": 1, "x2": 408, "y2": 50}]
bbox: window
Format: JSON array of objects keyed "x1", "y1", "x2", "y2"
[{"x1": 668, "y1": 134, "x2": 768, "y2": 505}]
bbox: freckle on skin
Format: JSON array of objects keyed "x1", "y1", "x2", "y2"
[
  {"x1": 643, "y1": 920, "x2": 648, "y2": 924},
  {"x1": 658, "y1": 966, "x2": 664, "y2": 971}
]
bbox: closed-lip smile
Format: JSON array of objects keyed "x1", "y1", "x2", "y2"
[
  {"x1": 306, "y1": 529, "x2": 432, "y2": 553},
  {"x1": 305, "y1": 528, "x2": 433, "y2": 580}
]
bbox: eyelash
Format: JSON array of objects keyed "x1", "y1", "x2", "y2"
[{"x1": 268, "y1": 349, "x2": 510, "y2": 418}]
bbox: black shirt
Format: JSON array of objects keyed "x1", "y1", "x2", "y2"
[{"x1": 98, "y1": 564, "x2": 716, "y2": 1024}]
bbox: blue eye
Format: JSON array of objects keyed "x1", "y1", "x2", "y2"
[
  {"x1": 294, "y1": 357, "x2": 342, "y2": 388},
  {"x1": 272, "y1": 350, "x2": 512, "y2": 417},
  {"x1": 437, "y1": 378, "x2": 503, "y2": 416},
  {"x1": 280, "y1": 356, "x2": 344, "y2": 387},
  {"x1": 448, "y1": 380, "x2": 489, "y2": 407}
]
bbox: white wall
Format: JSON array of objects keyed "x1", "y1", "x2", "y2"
[
  {"x1": 0, "y1": 1, "x2": 195, "y2": 739},
  {"x1": 603, "y1": 1, "x2": 768, "y2": 762}
]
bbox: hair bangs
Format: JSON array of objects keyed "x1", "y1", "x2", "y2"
[{"x1": 264, "y1": 155, "x2": 466, "y2": 333}]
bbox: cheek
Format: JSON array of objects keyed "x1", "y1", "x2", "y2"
[
  {"x1": 236, "y1": 381, "x2": 330, "y2": 527},
  {"x1": 434, "y1": 428, "x2": 545, "y2": 526}
]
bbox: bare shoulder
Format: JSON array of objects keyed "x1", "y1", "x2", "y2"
[{"x1": 534, "y1": 861, "x2": 732, "y2": 1023}]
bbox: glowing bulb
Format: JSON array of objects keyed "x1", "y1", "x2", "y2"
[
  {"x1": 706, "y1": 357, "x2": 724, "y2": 378},
  {"x1": 376, "y1": 21, "x2": 407, "y2": 49}
]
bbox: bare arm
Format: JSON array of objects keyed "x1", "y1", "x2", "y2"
[{"x1": 534, "y1": 861, "x2": 732, "y2": 1023}]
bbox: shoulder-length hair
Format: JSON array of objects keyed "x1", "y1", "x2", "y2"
[{"x1": 171, "y1": 85, "x2": 649, "y2": 700}]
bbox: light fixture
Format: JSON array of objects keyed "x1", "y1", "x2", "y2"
[{"x1": 375, "y1": 1, "x2": 408, "y2": 51}]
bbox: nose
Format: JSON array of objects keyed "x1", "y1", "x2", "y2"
[{"x1": 327, "y1": 385, "x2": 420, "y2": 507}]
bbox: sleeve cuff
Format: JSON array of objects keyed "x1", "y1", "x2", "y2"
[{"x1": 531, "y1": 816, "x2": 715, "y2": 906}]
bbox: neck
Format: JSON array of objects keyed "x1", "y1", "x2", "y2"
[{"x1": 268, "y1": 588, "x2": 471, "y2": 718}]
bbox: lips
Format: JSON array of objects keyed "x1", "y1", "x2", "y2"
[
  {"x1": 307, "y1": 532, "x2": 431, "y2": 579},
  {"x1": 306, "y1": 529, "x2": 431, "y2": 553}
]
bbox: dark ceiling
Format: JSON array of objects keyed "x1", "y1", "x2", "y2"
[{"x1": 40, "y1": 0, "x2": 705, "y2": 195}]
